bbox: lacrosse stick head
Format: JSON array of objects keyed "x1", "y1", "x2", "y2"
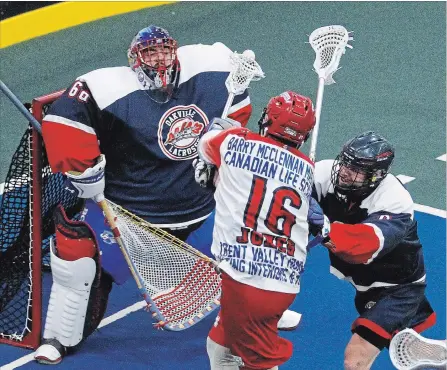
[
  {"x1": 225, "y1": 49, "x2": 265, "y2": 96},
  {"x1": 309, "y1": 25, "x2": 353, "y2": 85},
  {"x1": 389, "y1": 328, "x2": 447, "y2": 370}
]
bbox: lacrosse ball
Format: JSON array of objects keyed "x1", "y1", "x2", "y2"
[{"x1": 243, "y1": 50, "x2": 255, "y2": 59}]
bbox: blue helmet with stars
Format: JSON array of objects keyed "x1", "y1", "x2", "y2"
[{"x1": 127, "y1": 25, "x2": 180, "y2": 103}]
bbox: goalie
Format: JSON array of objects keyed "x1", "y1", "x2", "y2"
[{"x1": 34, "y1": 25, "x2": 301, "y2": 365}]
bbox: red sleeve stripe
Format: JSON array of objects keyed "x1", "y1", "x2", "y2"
[
  {"x1": 42, "y1": 122, "x2": 100, "y2": 173},
  {"x1": 227, "y1": 96, "x2": 250, "y2": 115},
  {"x1": 328, "y1": 223, "x2": 383, "y2": 264},
  {"x1": 44, "y1": 114, "x2": 96, "y2": 135},
  {"x1": 228, "y1": 103, "x2": 252, "y2": 127},
  {"x1": 363, "y1": 223, "x2": 385, "y2": 264}
]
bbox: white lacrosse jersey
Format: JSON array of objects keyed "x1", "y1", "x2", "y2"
[{"x1": 198, "y1": 127, "x2": 314, "y2": 293}]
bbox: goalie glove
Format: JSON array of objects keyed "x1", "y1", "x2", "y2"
[
  {"x1": 192, "y1": 158, "x2": 216, "y2": 188},
  {"x1": 65, "y1": 155, "x2": 106, "y2": 202}
]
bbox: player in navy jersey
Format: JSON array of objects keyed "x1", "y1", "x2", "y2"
[
  {"x1": 312, "y1": 131, "x2": 436, "y2": 370},
  {"x1": 34, "y1": 25, "x2": 255, "y2": 365}
]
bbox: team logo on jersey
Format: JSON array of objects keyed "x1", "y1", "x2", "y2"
[{"x1": 158, "y1": 104, "x2": 208, "y2": 160}]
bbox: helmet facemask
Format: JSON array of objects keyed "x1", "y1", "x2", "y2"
[
  {"x1": 128, "y1": 29, "x2": 180, "y2": 103},
  {"x1": 331, "y1": 131, "x2": 395, "y2": 202},
  {"x1": 331, "y1": 154, "x2": 388, "y2": 202}
]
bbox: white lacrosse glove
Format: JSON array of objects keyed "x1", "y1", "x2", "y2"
[
  {"x1": 65, "y1": 154, "x2": 106, "y2": 202},
  {"x1": 205, "y1": 117, "x2": 241, "y2": 133},
  {"x1": 192, "y1": 158, "x2": 216, "y2": 188}
]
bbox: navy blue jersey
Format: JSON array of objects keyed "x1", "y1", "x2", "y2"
[
  {"x1": 42, "y1": 43, "x2": 252, "y2": 226},
  {"x1": 313, "y1": 160, "x2": 426, "y2": 291}
]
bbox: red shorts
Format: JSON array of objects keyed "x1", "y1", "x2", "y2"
[{"x1": 209, "y1": 272, "x2": 296, "y2": 370}]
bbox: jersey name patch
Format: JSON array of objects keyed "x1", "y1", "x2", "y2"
[{"x1": 158, "y1": 104, "x2": 208, "y2": 160}]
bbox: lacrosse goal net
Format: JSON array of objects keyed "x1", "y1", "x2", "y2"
[{"x1": 0, "y1": 90, "x2": 83, "y2": 349}]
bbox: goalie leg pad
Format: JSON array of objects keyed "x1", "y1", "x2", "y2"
[
  {"x1": 42, "y1": 205, "x2": 99, "y2": 348},
  {"x1": 43, "y1": 238, "x2": 97, "y2": 347},
  {"x1": 82, "y1": 271, "x2": 113, "y2": 339}
]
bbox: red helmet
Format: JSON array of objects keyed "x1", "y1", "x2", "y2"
[{"x1": 259, "y1": 91, "x2": 316, "y2": 148}]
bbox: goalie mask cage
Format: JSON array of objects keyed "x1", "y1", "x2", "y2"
[{"x1": 0, "y1": 90, "x2": 82, "y2": 349}]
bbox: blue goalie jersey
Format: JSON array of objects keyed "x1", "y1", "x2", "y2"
[{"x1": 41, "y1": 43, "x2": 252, "y2": 226}]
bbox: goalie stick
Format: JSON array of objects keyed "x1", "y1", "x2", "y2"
[
  {"x1": 96, "y1": 198, "x2": 222, "y2": 331},
  {"x1": 0, "y1": 80, "x2": 42, "y2": 133}
]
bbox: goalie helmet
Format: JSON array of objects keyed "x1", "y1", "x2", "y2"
[
  {"x1": 127, "y1": 25, "x2": 180, "y2": 103},
  {"x1": 258, "y1": 91, "x2": 316, "y2": 149},
  {"x1": 331, "y1": 131, "x2": 395, "y2": 200}
]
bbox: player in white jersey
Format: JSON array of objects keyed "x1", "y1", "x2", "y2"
[{"x1": 197, "y1": 91, "x2": 322, "y2": 370}]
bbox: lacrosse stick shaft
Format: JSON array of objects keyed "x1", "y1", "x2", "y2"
[
  {"x1": 0, "y1": 80, "x2": 42, "y2": 134},
  {"x1": 309, "y1": 77, "x2": 326, "y2": 162},
  {"x1": 97, "y1": 199, "x2": 151, "y2": 301},
  {"x1": 221, "y1": 92, "x2": 235, "y2": 119}
]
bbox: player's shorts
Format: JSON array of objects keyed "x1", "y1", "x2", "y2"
[
  {"x1": 208, "y1": 272, "x2": 296, "y2": 370},
  {"x1": 352, "y1": 282, "x2": 436, "y2": 350}
]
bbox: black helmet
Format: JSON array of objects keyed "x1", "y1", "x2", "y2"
[{"x1": 331, "y1": 131, "x2": 395, "y2": 200}]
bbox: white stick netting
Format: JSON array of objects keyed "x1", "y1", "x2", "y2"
[
  {"x1": 106, "y1": 200, "x2": 221, "y2": 330},
  {"x1": 309, "y1": 25, "x2": 353, "y2": 84},
  {"x1": 225, "y1": 51, "x2": 265, "y2": 96},
  {"x1": 390, "y1": 329, "x2": 447, "y2": 370}
]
